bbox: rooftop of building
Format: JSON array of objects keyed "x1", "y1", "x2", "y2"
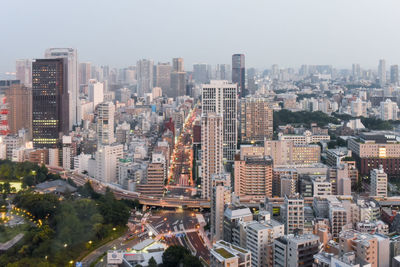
[
  {"x1": 224, "y1": 206, "x2": 252, "y2": 220},
  {"x1": 35, "y1": 179, "x2": 77, "y2": 194}
]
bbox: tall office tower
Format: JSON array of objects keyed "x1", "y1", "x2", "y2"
[
  {"x1": 211, "y1": 173, "x2": 231, "y2": 242},
  {"x1": 155, "y1": 62, "x2": 172, "y2": 93},
  {"x1": 380, "y1": 99, "x2": 398, "y2": 120},
  {"x1": 136, "y1": 59, "x2": 154, "y2": 97},
  {"x1": 170, "y1": 58, "x2": 186, "y2": 98},
  {"x1": 172, "y1": 58, "x2": 184, "y2": 72},
  {"x1": 273, "y1": 234, "x2": 320, "y2": 267},
  {"x1": 202, "y1": 80, "x2": 238, "y2": 162},
  {"x1": 95, "y1": 144, "x2": 123, "y2": 183},
  {"x1": 96, "y1": 102, "x2": 115, "y2": 145},
  {"x1": 352, "y1": 63, "x2": 361, "y2": 81},
  {"x1": 391, "y1": 65, "x2": 399, "y2": 85},
  {"x1": 339, "y1": 230, "x2": 378, "y2": 267},
  {"x1": 370, "y1": 165, "x2": 387, "y2": 198},
  {"x1": 271, "y1": 64, "x2": 279, "y2": 79},
  {"x1": 201, "y1": 113, "x2": 223, "y2": 199},
  {"x1": 232, "y1": 54, "x2": 246, "y2": 97},
  {"x1": 32, "y1": 59, "x2": 68, "y2": 148},
  {"x1": 240, "y1": 96, "x2": 273, "y2": 143},
  {"x1": 15, "y1": 59, "x2": 32, "y2": 87},
  {"x1": 217, "y1": 64, "x2": 231, "y2": 81},
  {"x1": 88, "y1": 79, "x2": 104, "y2": 109},
  {"x1": 78, "y1": 62, "x2": 91, "y2": 86},
  {"x1": 282, "y1": 195, "x2": 304, "y2": 234},
  {"x1": 45, "y1": 48, "x2": 78, "y2": 130},
  {"x1": 5, "y1": 84, "x2": 32, "y2": 137},
  {"x1": 247, "y1": 68, "x2": 257, "y2": 94},
  {"x1": 193, "y1": 63, "x2": 209, "y2": 84},
  {"x1": 234, "y1": 156, "x2": 273, "y2": 201},
  {"x1": 378, "y1": 59, "x2": 386, "y2": 86}
]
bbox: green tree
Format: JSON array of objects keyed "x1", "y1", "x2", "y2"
[
  {"x1": 162, "y1": 245, "x2": 191, "y2": 267},
  {"x1": 183, "y1": 254, "x2": 202, "y2": 267},
  {"x1": 148, "y1": 256, "x2": 157, "y2": 267}
]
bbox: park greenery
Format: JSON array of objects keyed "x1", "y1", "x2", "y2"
[
  {"x1": 161, "y1": 245, "x2": 203, "y2": 267},
  {"x1": 274, "y1": 109, "x2": 399, "y2": 131},
  {"x1": 0, "y1": 180, "x2": 134, "y2": 267}
]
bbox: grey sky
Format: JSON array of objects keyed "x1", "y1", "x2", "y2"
[{"x1": 1, "y1": 0, "x2": 400, "y2": 73}]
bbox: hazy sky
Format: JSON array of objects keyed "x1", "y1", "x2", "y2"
[{"x1": 1, "y1": 0, "x2": 400, "y2": 73}]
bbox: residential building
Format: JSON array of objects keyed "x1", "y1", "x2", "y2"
[
  {"x1": 370, "y1": 165, "x2": 387, "y2": 198},
  {"x1": 202, "y1": 80, "x2": 238, "y2": 161},
  {"x1": 273, "y1": 234, "x2": 320, "y2": 267},
  {"x1": 282, "y1": 195, "x2": 304, "y2": 234},
  {"x1": 339, "y1": 230, "x2": 378, "y2": 267},
  {"x1": 380, "y1": 99, "x2": 398, "y2": 121},
  {"x1": 5, "y1": 83, "x2": 32, "y2": 137},
  {"x1": 240, "y1": 96, "x2": 273, "y2": 142},
  {"x1": 211, "y1": 173, "x2": 231, "y2": 242},
  {"x1": 88, "y1": 79, "x2": 104, "y2": 110},
  {"x1": 234, "y1": 156, "x2": 273, "y2": 201},
  {"x1": 95, "y1": 144, "x2": 123, "y2": 184},
  {"x1": 201, "y1": 113, "x2": 223, "y2": 199},
  {"x1": 96, "y1": 102, "x2": 115, "y2": 145}
]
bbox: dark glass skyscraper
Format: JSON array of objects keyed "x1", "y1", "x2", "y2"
[
  {"x1": 32, "y1": 59, "x2": 69, "y2": 148},
  {"x1": 232, "y1": 54, "x2": 246, "y2": 97}
]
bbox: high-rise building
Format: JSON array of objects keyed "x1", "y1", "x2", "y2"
[
  {"x1": 380, "y1": 99, "x2": 398, "y2": 121},
  {"x1": 240, "y1": 96, "x2": 273, "y2": 143},
  {"x1": 217, "y1": 64, "x2": 231, "y2": 81},
  {"x1": 15, "y1": 59, "x2": 32, "y2": 87},
  {"x1": 45, "y1": 48, "x2": 78, "y2": 129},
  {"x1": 79, "y1": 62, "x2": 92, "y2": 86},
  {"x1": 136, "y1": 59, "x2": 153, "y2": 97},
  {"x1": 390, "y1": 65, "x2": 399, "y2": 85},
  {"x1": 352, "y1": 63, "x2": 361, "y2": 81},
  {"x1": 234, "y1": 156, "x2": 273, "y2": 201},
  {"x1": 96, "y1": 102, "x2": 115, "y2": 145},
  {"x1": 211, "y1": 173, "x2": 231, "y2": 242},
  {"x1": 5, "y1": 84, "x2": 32, "y2": 137},
  {"x1": 202, "y1": 80, "x2": 238, "y2": 161},
  {"x1": 282, "y1": 195, "x2": 304, "y2": 234},
  {"x1": 370, "y1": 165, "x2": 387, "y2": 198},
  {"x1": 351, "y1": 98, "x2": 368, "y2": 117},
  {"x1": 95, "y1": 144, "x2": 123, "y2": 184},
  {"x1": 223, "y1": 206, "x2": 253, "y2": 244},
  {"x1": 378, "y1": 59, "x2": 386, "y2": 86},
  {"x1": 273, "y1": 234, "x2": 320, "y2": 267},
  {"x1": 88, "y1": 79, "x2": 104, "y2": 110},
  {"x1": 32, "y1": 58, "x2": 69, "y2": 148},
  {"x1": 170, "y1": 58, "x2": 186, "y2": 98},
  {"x1": 154, "y1": 62, "x2": 172, "y2": 93},
  {"x1": 193, "y1": 63, "x2": 209, "y2": 84},
  {"x1": 232, "y1": 54, "x2": 246, "y2": 97},
  {"x1": 201, "y1": 113, "x2": 223, "y2": 199}
]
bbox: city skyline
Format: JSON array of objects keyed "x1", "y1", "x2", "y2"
[{"x1": 2, "y1": 0, "x2": 400, "y2": 73}]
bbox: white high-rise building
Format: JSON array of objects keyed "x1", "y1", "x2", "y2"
[
  {"x1": 97, "y1": 102, "x2": 115, "y2": 145},
  {"x1": 202, "y1": 80, "x2": 237, "y2": 162},
  {"x1": 136, "y1": 59, "x2": 153, "y2": 97},
  {"x1": 380, "y1": 99, "x2": 398, "y2": 121},
  {"x1": 45, "y1": 48, "x2": 79, "y2": 129},
  {"x1": 378, "y1": 59, "x2": 386, "y2": 86},
  {"x1": 88, "y1": 79, "x2": 104, "y2": 110},
  {"x1": 351, "y1": 98, "x2": 367, "y2": 117},
  {"x1": 370, "y1": 165, "x2": 387, "y2": 198},
  {"x1": 15, "y1": 59, "x2": 32, "y2": 87},
  {"x1": 95, "y1": 144, "x2": 123, "y2": 184},
  {"x1": 201, "y1": 113, "x2": 223, "y2": 199},
  {"x1": 211, "y1": 173, "x2": 231, "y2": 242}
]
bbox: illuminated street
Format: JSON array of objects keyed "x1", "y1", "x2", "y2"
[{"x1": 166, "y1": 105, "x2": 199, "y2": 195}]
